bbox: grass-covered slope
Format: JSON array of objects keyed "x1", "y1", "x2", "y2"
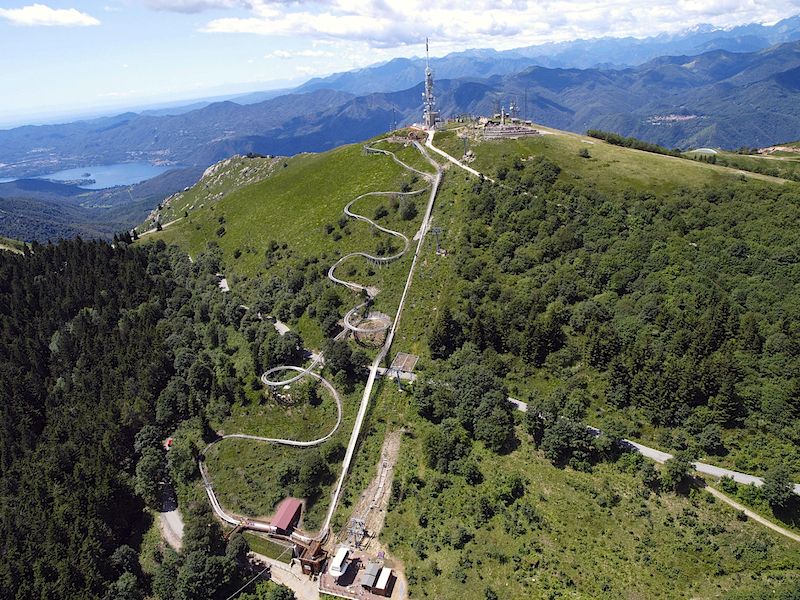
[
  {"x1": 143, "y1": 126, "x2": 800, "y2": 598},
  {"x1": 383, "y1": 417, "x2": 800, "y2": 600},
  {"x1": 146, "y1": 143, "x2": 418, "y2": 276},
  {"x1": 436, "y1": 126, "x2": 792, "y2": 190},
  {"x1": 140, "y1": 137, "x2": 431, "y2": 534},
  {"x1": 0, "y1": 235, "x2": 25, "y2": 253},
  {"x1": 686, "y1": 148, "x2": 800, "y2": 182},
  {"x1": 423, "y1": 126, "x2": 800, "y2": 478},
  {"x1": 139, "y1": 155, "x2": 284, "y2": 233},
  {"x1": 144, "y1": 139, "x2": 428, "y2": 341}
]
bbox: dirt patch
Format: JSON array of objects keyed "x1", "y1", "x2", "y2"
[
  {"x1": 159, "y1": 510, "x2": 183, "y2": 551},
  {"x1": 339, "y1": 430, "x2": 402, "y2": 553},
  {"x1": 760, "y1": 145, "x2": 800, "y2": 155}
]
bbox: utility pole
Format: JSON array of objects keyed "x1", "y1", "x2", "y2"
[{"x1": 430, "y1": 226, "x2": 443, "y2": 254}]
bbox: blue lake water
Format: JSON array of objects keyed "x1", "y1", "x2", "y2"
[{"x1": 0, "y1": 162, "x2": 175, "y2": 189}]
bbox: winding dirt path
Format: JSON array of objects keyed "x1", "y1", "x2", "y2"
[{"x1": 704, "y1": 485, "x2": 800, "y2": 543}]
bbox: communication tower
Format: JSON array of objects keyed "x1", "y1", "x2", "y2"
[{"x1": 422, "y1": 38, "x2": 439, "y2": 130}]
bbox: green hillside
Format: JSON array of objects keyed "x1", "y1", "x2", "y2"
[
  {"x1": 0, "y1": 235, "x2": 25, "y2": 253},
  {"x1": 422, "y1": 124, "x2": 800, "y2": 483},
  {"x1": 375, "y1": 127, "x2": 800, "y2": 598},
  {"x1": 436, "y1": 125, "x2": 793, "y2": 189},
  {"x1": 147, "y1": 145, "x2": 415, "y2": 273},
  {"x1": 140, "y1": 126, "x2": 800, "y2": 599},
  {"x1": 140, "y1": 135, "x2": 433, "y2": 534}
]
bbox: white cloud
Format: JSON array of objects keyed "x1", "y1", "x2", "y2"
[
  {"x1": 264, "y1": 48, "x2": 334, "y2": 59},
  {"x1": 0, "y1": 3, "x2": 100, "y2": 27},
  {"x1": 198, "y1": 0, "x2": 800, "y2": 50},
  {"x1": 97, "y1": 89, "x2": 139, "y2": 98},
  {"x1": 143, "y1": 0, "x2": 247, "y2": 14},
  {"x1": 295, "y1": 65, "x2": 321, "y2": 75}
]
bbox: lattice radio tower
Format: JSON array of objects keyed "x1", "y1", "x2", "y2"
[{"x1": 422, "y1": 38, "x2": 439, "y2": 130}]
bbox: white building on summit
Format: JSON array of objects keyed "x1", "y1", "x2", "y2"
[{"x1": 422, "y1": 38, "x2": 439, "y2": 130}]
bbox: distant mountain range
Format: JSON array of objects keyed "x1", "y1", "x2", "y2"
[
  {"x1": 4, "y1": 16, "x2": 800, "y2": 242},
  {"x1": 3, "y1": 39, "x2": 800, "y2": 183},
  {"x1": 296, "y1": 14, "x2": 800, "y2": 95},
  {"x1": 0, "y1": 89, "x2": 355, "y2": 179},
  {"x1": 0, "y1": 167, "x2": 201, "y2": 241}
]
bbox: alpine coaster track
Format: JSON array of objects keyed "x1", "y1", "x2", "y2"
[{"x1": 199, "y1": 137, "x2": 443, "y2": 542}]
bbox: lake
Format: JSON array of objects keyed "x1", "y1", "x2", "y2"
[{"x1": 0, "y1": 162, "x2": 176, "y2": 189}]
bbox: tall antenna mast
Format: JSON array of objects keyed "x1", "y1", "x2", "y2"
[
  {"x1": 422, "y1": 37, "x2": 439, "y2": 130},
  {"x1": 426, "y1": 37, "x2": 430, "y2": 69}
]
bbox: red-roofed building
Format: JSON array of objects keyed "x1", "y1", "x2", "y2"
[{"x1": 271, "y1": 498, "x2": 302, "y2": 534}]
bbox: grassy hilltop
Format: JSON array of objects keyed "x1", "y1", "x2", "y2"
[{"x1": 140, "y1": 124, "x2": 800, "y2": 599}]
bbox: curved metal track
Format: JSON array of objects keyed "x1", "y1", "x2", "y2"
[
  {"x1": 326, "y1": 188, "x2": 425, "y2": 295},
  {"x1": 200, "y1": 139, "x2": 440, "y2": 542},
  {"x1": 342, "y1": 306, "x2": 392, "y2": 335},
  {"x1": 261, "y1": 356, "x2": 326, "y2": 387},
  {"x1": 199, "y1": 367, "x2": 341, "y2": 541}
]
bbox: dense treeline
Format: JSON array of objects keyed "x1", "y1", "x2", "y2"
[
  {"x1": 0, "y1": 238, "x2": 257, "y2": 600},
  {"x1": 425, "y1": 153, "x2": 800, "y2": 477},
  {"x1": 414, "y1": 344, "x2": 516, "y2": 465},
  {"x1": 245, "y1": 240, "x2": 344, "y2": 337},
  {"x1": 587, "y1": 129, "x2": 682, "y2": 156},
  {"x1": 691, "y1": 152, "x2": 800, "y2": 182}
]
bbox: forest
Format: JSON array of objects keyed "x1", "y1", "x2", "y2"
[
  {"x1": 0, "y1": 238, "x2": 296, "y2": 600},
  {"x1": 374, "y1": 140, "x2": 800, "y2": 598},
  {"x1": 586, "y1": 129, "x2": 682, "y2": 156},
  {"x1": 425, "y1": 153, "x2": 800, "y2": 481}
]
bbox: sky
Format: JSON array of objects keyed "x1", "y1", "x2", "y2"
[{"x1": 1, "y1": 0, "x2": 800, "y2": 126}]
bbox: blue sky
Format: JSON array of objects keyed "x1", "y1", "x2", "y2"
[{"x1": 2, "y1": 0, "x2": 800, "y2": 127}]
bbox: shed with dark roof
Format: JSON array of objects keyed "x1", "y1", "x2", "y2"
[{"x1": 360, "y1": 562, "x2": 382, "y2": 589}]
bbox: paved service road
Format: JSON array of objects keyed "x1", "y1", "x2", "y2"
[
  {"x1": 159, "y1": 509, "x2": 184, "y2": 551},
  {"x1": 425, "y1": 131, "x2": 485, "y2": 178},
  {"x1": 507, "y1": 397, "x2": 800, "y2": 496},
  {"x1": 507, "y1": 397, "x2": 529, "y2": 413}
]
